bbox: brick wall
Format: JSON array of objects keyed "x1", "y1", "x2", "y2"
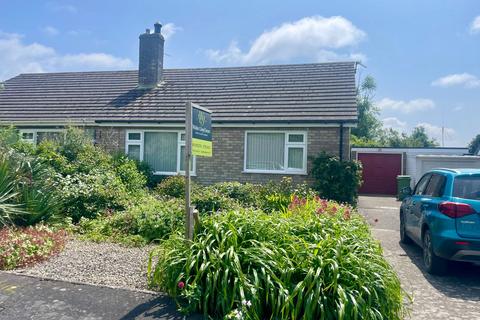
[{"x1": 95, "y1": 126, "x2": 350, "y2": 185}]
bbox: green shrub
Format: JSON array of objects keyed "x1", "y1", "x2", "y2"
[
  {"x1": 0, "y1": 225, "x2": 67, "y2": 270},
  {"x1": 112, "y1": 155, "x2": 147, "y2": 192},
  {"x1": 257, "y1": 177, "x2": 315, "y2": 212},
  {"x1": 0, "y1": 149, "x2": 61, "y2": 227},
  {"x1": 310, "y1": 152, "x2": 363, "y2": 205},
  {"x1": 155, "y1": 176, "x2": 187, "y2": 198},
  {"x1": 78, "y1": 196, "x2": 184, "y2": 246},
  {"x1": 54, "y1": 170, "x2": 129, "y2": 222},
  {"x1": 148, "y1": 198, "x2": 405, "y2": 319},
  {"x1": 211, "y1": 182, "x2": 259, "y2": 207},
  {"x1": 192, "y1": 187, "x2": 240, "y2": 214}
]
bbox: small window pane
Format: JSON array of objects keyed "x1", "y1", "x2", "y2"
[
  {"x1": 246, "y1": 133, "x2": 285, "y2": 170},
  {"x1": 179, "y1": 145, "x2": 193, "y2": 171},
  {"x1": 127, "y1": 145, "x2": 141, "y2": 161},
  {"x1": 288, "y1": 134, "x2": 304, "y2": 143},
  {"x1": 180, "y1": 133, "x2": 186, "y2": 141},
  {"x1": 22, "y1": 132, "x2": 34, "y2": 140},
  {"x1": 128, "y1": 132, "x2": 141, "y2": 141},
  {"x1": 288, "y1": 147, "x2": 304, "y2": 169}
]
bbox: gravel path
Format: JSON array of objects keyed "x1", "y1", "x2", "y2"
[{"x1": 12, "y1": 239, "x2": 155, "y2": 291}]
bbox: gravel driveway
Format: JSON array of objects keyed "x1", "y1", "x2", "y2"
[
  {"x1": 358, "y1": 196, "x2": 480, "y2": 319},
  {"x1": 11, "y1": 239, "x2": 154, "y2": 292}
]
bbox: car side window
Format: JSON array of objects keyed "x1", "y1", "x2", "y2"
[
  {"x1": 424, "y1": 174, "x2": 446, "y2": 197},
  {"x1": 414, "y1": 174, "x2": 432, "y2": 195}
]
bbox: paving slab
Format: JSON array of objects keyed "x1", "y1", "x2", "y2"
[
  {"x1": 358, "y1": 196, "x2": 480, "y2": 319},
  {"x1": 0, "y1": 272, "x2": 203, "y2": 320}
]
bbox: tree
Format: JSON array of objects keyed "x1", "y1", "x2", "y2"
[
  {"x1": 378, "y1": 126, "x2": 438, "y2": 147},
  {"x1": 406, "y1": 126, "x2": 438, "y2": 147},
  {"x1": 351, "y1": 76, "x2": 383, "y2": 140},
  {"x1": 468, "y1": 134, "x2": 480, "y2": 154},
  {"x1": 351, "y1": 75, "x2": 439, "y2": 148}
]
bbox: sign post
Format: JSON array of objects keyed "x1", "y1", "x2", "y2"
[{"x1": 185, "y1": 101, "x2": 212, "y2": 240}]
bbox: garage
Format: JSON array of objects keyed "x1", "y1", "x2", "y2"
[
  {"x1": 357, "y1": 153, "x2": 402, "y2": 195},
  {"x1": 352, "y1": 147, "x2": 471, "y2": 195}
]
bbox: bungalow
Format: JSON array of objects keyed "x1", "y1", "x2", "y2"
[{"x1": 0, "y1": 23, "x2": 358, "y2": 185}]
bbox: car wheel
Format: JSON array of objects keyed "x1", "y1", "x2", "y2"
[
  {"x1": 423, "y1": 229, "x2": 448, "y2": 275},
  {"x1": 400, "y1": 211, "x2": 413, "y2": 244}
]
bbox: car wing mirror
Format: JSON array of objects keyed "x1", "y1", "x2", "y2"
[{"x1": 400, "y1": 186, "x2": 412, "y2": 196}]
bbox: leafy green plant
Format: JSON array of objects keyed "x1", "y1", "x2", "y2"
[
  {"x1": 310, "y1": 152, "x2": 363, "y2": 205},
  {"x1": 192, "y1": 187, "x2": 240, "y2": 214},
  {"x1": 78, "y1": 196, "x2": 184, "y2": 246},
  {"x1": 148, "y1": 199, "x2": 405, "y2": 319},
  {"x1": 257, "y1": 177, "x2": 315, "y2": 212},
  {"x1": 211, "y1": 182, "x2": 260, "y2": 207},
  {"x1": 54, "y1": 170, "x2": 129, "y2": 222},
  {"x1": 0, "y1": 225, "x2": 67, "y2": 270},
  {"x1": 155, "y1": 175, "x2": 187, "y2": 198}
]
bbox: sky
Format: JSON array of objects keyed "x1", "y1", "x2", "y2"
[{"x1": 0, "y1": 0, "x2": 479, "y2": 147}]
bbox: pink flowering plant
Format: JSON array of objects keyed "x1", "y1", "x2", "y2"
[
  {"x1": 148, "y1": 197, "x2": 405, "y2": 319},
  {"x1": 0, "y1": 225, "x2": 67, "y2": 270}
]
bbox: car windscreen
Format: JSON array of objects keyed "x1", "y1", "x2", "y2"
[{"x1": 453, "y1": 175, "x2": 480, "y2": 200}]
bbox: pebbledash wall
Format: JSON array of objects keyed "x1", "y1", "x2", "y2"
[{"x1": 95, "y1": 126, "x2": 350, "y2": 185}]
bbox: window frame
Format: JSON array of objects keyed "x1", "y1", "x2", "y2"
[
  {"x1": 243, "y1": 130, "x2": 307, "y2": 174},
  {"x1": 19, "y1": 129, "x2": 65, "y2": 144},
  {"x1": 125, "y1": 130, "x2": 196, "y2": 176}
]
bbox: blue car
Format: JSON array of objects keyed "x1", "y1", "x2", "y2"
[{"x1": 400, "y1": 168, "x2": 480, "y2": 275}]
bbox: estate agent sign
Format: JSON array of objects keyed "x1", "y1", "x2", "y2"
[
  {"x1": 191, "y1": 104, "x2": 212, "y2": 157},
  {"x1": 184, "y1": 101, "x2": 212, "y2": 240}
]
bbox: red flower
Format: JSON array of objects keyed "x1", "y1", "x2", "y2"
[{"x1": 178, "y1": 281, "x2": 185, "y2": 289}]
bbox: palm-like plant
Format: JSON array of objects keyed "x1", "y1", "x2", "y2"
[{"x1": 0, "y1": 160, "x2": 26, "y2": 226}]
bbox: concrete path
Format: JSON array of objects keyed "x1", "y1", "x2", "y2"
[
  {"x1": 0, "y1": 272, "x2": 203, "y2": 320},
  {"x1": 358, "y1": 196, "x2": 480, "y2": 319}
]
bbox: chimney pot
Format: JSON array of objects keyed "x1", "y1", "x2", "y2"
[
  {"x1": 145, "y1": 28, "x2": 151, "y2": 34},
  {"x1": 154, "y1": 22, "x2": 162, "y2": 34}
]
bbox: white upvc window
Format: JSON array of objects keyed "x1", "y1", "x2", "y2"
[
  {"x1": 125, "y1": 130, "x2": 195, "y2": 176},
  {"x1": 244, "y1": 131, "x2": 307, "y2": 174},
  {"x1": 19, "y1": 129, "x2": 65, "y2": 144}
]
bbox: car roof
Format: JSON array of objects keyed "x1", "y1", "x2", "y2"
[{"x1": 429, "y1": 168, "x2": 480, "y2": 175}]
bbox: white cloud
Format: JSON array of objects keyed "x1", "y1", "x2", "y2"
[
  {"x1": 206, "y1": 16, "x2": 366, "y2": 65},
  {"x1": 0, "y1": 31, "x2": 133, "y2": 81},
  {"x1": 417, "y1": 122, "x2": 456, "y2": 143},
  {"x1": 42, "y1": 26, "x2": 59, "y2": 36},
  {"x1": 431, "y1": 73, "x2": 480, "y2": 88},
  {"x1": 453, "y1": 106, "x2": 463, "y2": 112},
  {"x1": 162, "y1": 23, "x2": 181, "y2": 40},
  {"x1": 470, "y1": 16, "x2": 480, "y2": 34},
  {"x1": 377, "y1": 98, "x2": 435, "y2": 114},
  {"x1": 48, "y1": 3, "x2": 77, "y2": 14},
  {"x1": 382, "y1": 117, "x2": 407, "y2": 131}
]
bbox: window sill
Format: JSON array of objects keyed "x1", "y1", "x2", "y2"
[
  {"x1": 242, "y1": 170, "x2": 307, "y2": 175},
  {"x1": 153, "y1": 172, "x2": 197, "y2": 177}
]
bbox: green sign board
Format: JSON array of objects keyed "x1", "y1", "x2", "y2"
[{"x1": 191, "y1": 103, "x2": 212, "y2": 157}]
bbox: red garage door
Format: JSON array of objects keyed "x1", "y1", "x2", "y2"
[{"x1": 358, "y1": 153, "x2": 402, "y2": 195}]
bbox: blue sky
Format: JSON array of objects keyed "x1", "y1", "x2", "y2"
[{"x1": 0, "y1": 0, "x2": 479, "y2": 147}]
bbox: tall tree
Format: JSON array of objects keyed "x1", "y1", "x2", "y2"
[
  {"x1": 351, "y1": 76, "x2": 382, "y2": 140},
  {"x1": 468, "y1": 134, "x2": 480, "y2": 154}
]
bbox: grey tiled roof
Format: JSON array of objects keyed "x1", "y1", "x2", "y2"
[{"x1": 0, "y1": 62, "x2": 358, "y2": 124}]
